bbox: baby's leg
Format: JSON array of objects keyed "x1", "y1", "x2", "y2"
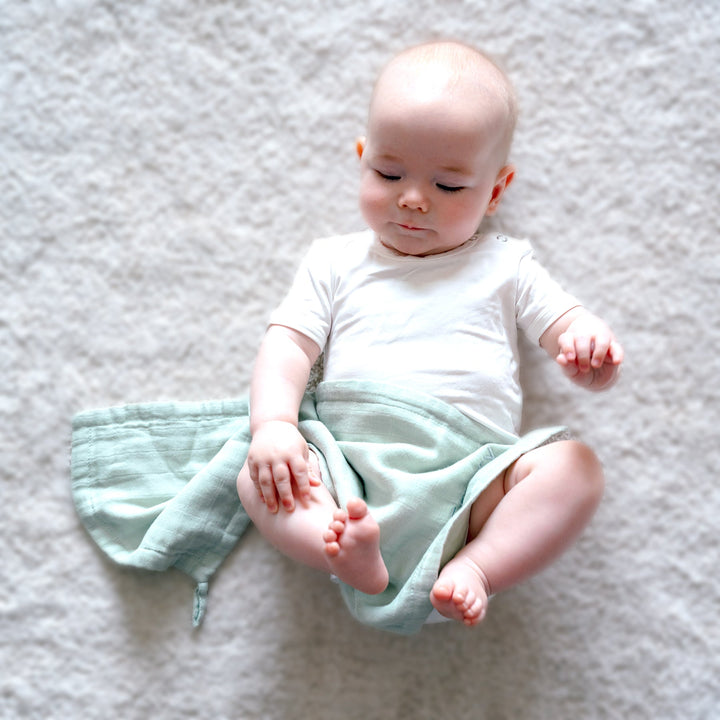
[
  {"x1": 237, "y1": 458, "x2": 388, "y2": 595},
  {"x1": 431, "y1": 440, "x2": 604, "y2": 626}
]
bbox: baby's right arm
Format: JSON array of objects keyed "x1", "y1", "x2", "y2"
[{"x1": 246, "y1": 325, "x2": 322, "y2": 514}]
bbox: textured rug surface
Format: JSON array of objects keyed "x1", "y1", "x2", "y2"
[{"x1": 2, "y1": 2, "x2": 718, "y2": 718}]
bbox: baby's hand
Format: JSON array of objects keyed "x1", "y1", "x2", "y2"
[
  {"x1": 555, "y1": 314, "x2": 624, "y2": 391},
  {"x1": 247, "y1": 421, "x2": 322, "y2": 514}
]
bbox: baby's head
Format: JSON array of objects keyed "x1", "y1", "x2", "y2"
[
  {"x1": 370, "y1": 42, "x2": 518, "y2": 162},
  {"x1": 358, "y1": 41, "x2": 518, "y2": 256}
]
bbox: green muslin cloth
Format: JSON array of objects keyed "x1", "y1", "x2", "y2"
[{"x1": 71, "y1": 380, "x2": 563, "y2": 635}]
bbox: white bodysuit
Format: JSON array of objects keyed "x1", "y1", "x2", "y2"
[{"x1": 269, "y1": 230, "x2": 579, "y2": 436}]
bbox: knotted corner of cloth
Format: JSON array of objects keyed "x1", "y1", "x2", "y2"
[{"x1": 70, "y1": 398, "x2": 254, "y2": 626}]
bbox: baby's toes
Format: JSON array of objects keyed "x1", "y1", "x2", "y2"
[
  {"x1": 431, "y1": 581, "x2": 454, "y2": 603},
  {"x1": 450, "y1": 587, "x2": 468, "y2": 608},
  {"x1": 466, "y1": 598, "x2": 486, "y2": 625},
  {"x1": 323, "y1": 530, "x2": 340, "y2": 557},
  {"x1": 323, "y1": 528, "x2": 339, "y2": 544},
  {"x1": 324, "y1": 542, "x2": 340, "y2": 557},
  {"x1": 332, "y1": 508, "x2": 348, "y2": 523},
  {"x1": 458, "y1": 588, "x2": 476, "y2": 612}
]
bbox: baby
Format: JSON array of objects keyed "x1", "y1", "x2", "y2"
[{"x1": 236, "y1": 41, "x2": 623, "y2": 626}]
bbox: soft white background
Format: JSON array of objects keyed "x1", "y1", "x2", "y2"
[{"x1": 2, "y1": 1, "x2": 719, "y2": 718}]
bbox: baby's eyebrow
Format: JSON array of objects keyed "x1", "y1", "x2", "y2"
[
  {"x1": 375, "y1": 153, "x2": 403, "y2": 164},
  {"x1": 438, "y1": 164, "x2": 473, "y2": 177}
]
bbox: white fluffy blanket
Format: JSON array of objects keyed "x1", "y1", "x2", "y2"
[{"x1": 2, "y1": 2, "x2": 718, "y2": 718}]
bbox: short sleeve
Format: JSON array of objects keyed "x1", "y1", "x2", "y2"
[
  {"x1": 268, "y1": 239, "x2": 335, "y2": 351},
  {"x1": 515, "y1": 247, "x2": 580, "y2": 344}
]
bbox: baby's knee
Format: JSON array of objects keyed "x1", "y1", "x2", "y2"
[
  {"x1": 521, "y1": 440, "x2": 604, "y2": 502},
  {"x1": 561, "y1": 440, "x2": 605, "y2": 506},
  {"x1": 236, "y1": 462, "x2": 254, "y2": 503}
]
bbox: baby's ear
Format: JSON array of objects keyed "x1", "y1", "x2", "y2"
[
  {"x1": 355, "y1": 136, "x2": 366, "y2": 159},
  {"x1": 486, "y1": 164, "x2": 515, "y2": 215}
]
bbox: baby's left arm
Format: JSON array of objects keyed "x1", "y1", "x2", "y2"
[{"x1": 540, "y1": 306, "x2": 624, "y2": 391}]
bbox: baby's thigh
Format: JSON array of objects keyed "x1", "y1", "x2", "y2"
[
  {"x1": 467, "y1": 440, "x2": 603, "y2": 540},
  {"x1": 235, "y1": 461, "x2": 257, "y2": 509},
  {"x1": 505, "y1": 440, "x2": 603, "y2": 491},
  {"x1": 467, "y1": 471, "x2": 507, "y2": 541},
  {"x1": 502, "y1": 440, "x2": 605, "y2": 524}
]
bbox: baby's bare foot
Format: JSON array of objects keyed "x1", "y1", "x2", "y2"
[
  {"x1": 323, "y1": 498, "x2": 389, "y2": 595},
  {"x1": 430, "y1": 557, "x2": 490, "y2": 627}
]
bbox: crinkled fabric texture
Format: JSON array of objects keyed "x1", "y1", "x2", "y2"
[
  {"x1": 72, "y1": 381, "x2": 563, "y2": 635},
  {"x1": 71, "y1": 399, "x2": 255, "y2": 626}
]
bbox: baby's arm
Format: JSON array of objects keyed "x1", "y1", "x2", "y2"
[
  {"x1": 540, "y1": 306, "x2": 624, "y2": 391},
  {"x1": 247, "y1": 325, "x2": 322, "y2": 513}
]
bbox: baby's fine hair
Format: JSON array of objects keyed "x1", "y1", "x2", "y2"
[{"x1": 376, "y1": 41, "x2": 518, "y2": 153}]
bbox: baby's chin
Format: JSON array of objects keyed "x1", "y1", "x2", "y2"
[{"x1": 377, "y1": 227, "x2": 476, "y2": 257}]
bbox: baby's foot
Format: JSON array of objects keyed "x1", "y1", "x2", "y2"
[
  {"x1": 430, "y1": 557, "x2": 491, "y2": 627},
  {"x1": 323, "y1": 498, "x2": 389, "y2": 595}
]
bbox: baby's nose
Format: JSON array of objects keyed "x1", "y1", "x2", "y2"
[{"x1": 399, "y1": 186, "x2": 429, "y2": 213}]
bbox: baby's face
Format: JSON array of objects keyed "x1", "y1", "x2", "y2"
[{"x1": 359, "y1": 68, "x2": 510, "y2": 257}]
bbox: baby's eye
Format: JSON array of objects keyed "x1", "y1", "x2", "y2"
[
  {"x1": 375, "y1": 170, "x2": 401, "y2": 182},
  {"x1": 437, "y1": 183, "x2": 465, "y2": 193}
]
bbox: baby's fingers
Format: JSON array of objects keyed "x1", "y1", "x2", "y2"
[
  {"x1": 307, "y1": 448, "x2": 323, "y2": 487},
  {"x1": 556, "y1": 331, "x2": 577, "y2": 363},
  {"x1": 255, "y1": 464, "x2": 279, "y2": 514},
  {"x1": 557, "y1": 331, "x2": 594, "y2": 371},
  {"x1": 590, "y1": 334, "x2": 612, "y2": 368},
  {"x1": 608, "y1": 340, "x2": 625, "y2": 365},
  {"x1": 272, "y1": 462, "x2": 297, "y2": 512},
  {"x1": 289, "y1": 456, "x2": 313, "y2": 507},
  {"x1": 573, "y1": 334, "x2": 596, "y2": 371}
]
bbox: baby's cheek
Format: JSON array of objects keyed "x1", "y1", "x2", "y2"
[
  {"x1": 450, "y1": 198, "x2": 490, "y2": 239},
  {"x1": 359, "y1": 182, "x2": 389, "y2": 228}
]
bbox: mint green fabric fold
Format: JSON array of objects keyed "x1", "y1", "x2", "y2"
[
  {"x1": 71, "y1": 381, "x2": 564, "y2": 634},
  {"x1": 71, "y1": 399, "x2": 254, "y2": 626}
]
